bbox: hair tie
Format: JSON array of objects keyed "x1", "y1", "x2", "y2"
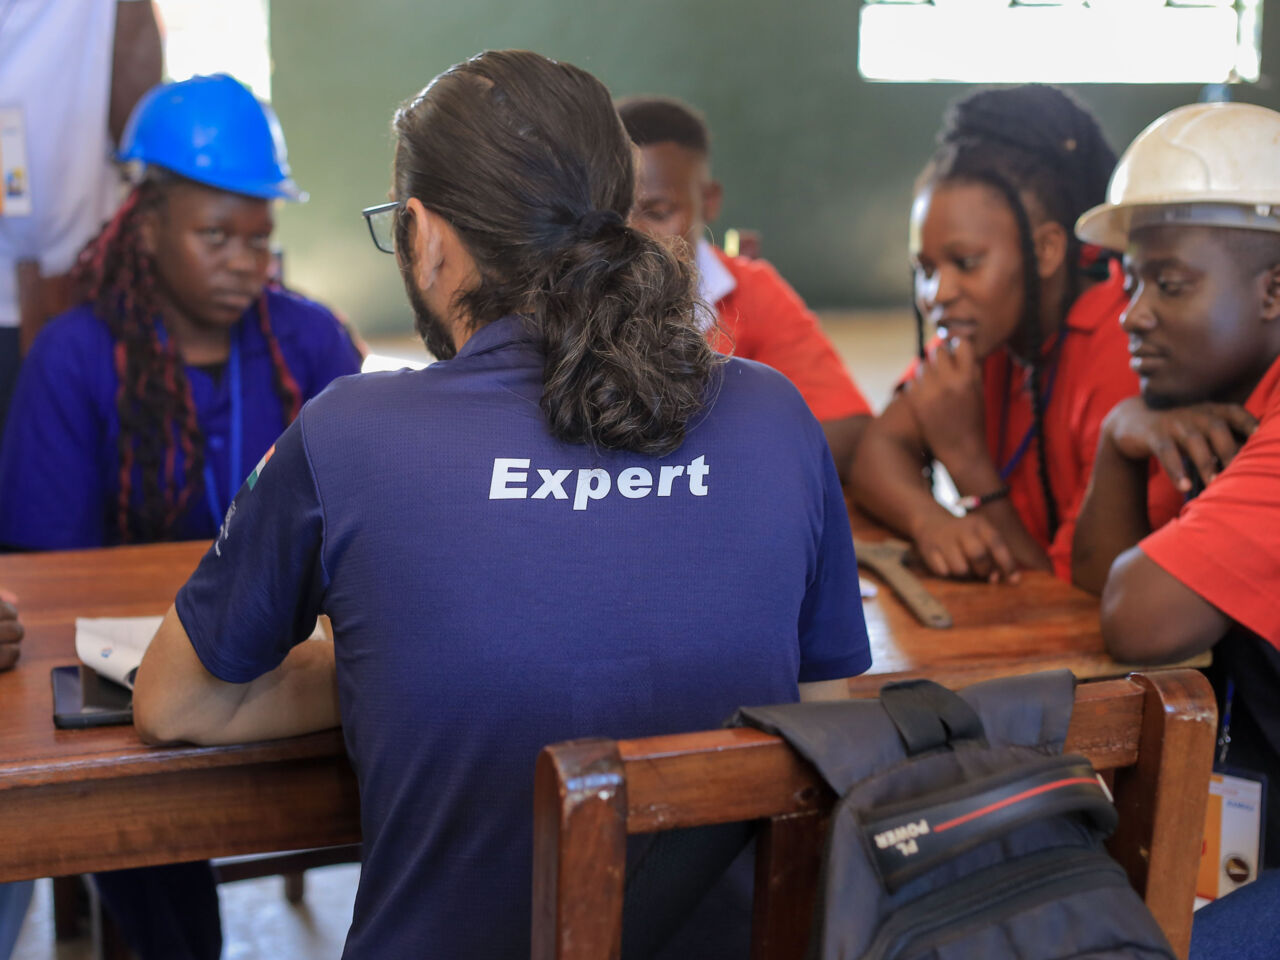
[{"x1": 572, "y1": 208, "x2": 624, "y2": 241}]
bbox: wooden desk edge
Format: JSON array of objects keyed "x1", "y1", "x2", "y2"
[
  {"x1": 848, "y1": 653, "x2": 1212, "y2": 696},
  {"x1": 0, "y1": 727, "x2": 349, "y2": 791}
]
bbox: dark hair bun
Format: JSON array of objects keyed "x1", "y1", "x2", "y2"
[{"x1": 936, "y1": 84, "x2": 1116, "y2": 226}]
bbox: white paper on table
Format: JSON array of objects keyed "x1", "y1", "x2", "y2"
[
  {"x1": 75, "y1": 616, "x2": 163, "y2": 690},
  {"x1": 859, "y1": 577, "x2": 879, "y2": 600},
  {"x1": 74, "y1": 616, "x2": 333, "y2": 691}
]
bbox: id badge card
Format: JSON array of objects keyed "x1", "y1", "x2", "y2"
[
  {"x1": 1196, "y1": 766, "x2": 1267, "y2": 902},
  {"x1": 0, "y1": 105, "x2": 33, "y2": 217}
]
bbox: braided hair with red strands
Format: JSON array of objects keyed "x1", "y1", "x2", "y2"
[{"x1": 72, "y1": 176, "x2": 303, "y2": 543}]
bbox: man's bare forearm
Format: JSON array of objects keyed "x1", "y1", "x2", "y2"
[
  {"x1": 1072, "y1": 437, "x2": 1151, "y2": 595},
  {"x1": 135, "y1": 607, "x2": 340, "y2": 746}
]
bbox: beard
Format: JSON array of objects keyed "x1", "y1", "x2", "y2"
[
  {"x1": 1141, "y1": 380, "x2": 1206, "y2": 411},
  {"x1": 401, "y1": 261, "x2": 457, "y2": 361},
  {"x1": 1142, "y1": 389, "x2": 1183, "y2": 411}
]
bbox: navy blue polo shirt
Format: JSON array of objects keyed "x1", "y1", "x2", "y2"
[
  {"x1": 0, "y1": 288, "x2": 360, "y2": 549},
  {"x1": 175, "y1": 315, "x2": 870, "y2": 959}
]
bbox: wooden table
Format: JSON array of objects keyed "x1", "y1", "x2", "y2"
[
  {"x1": 849, "y1": 553, "x2": 1209, "y2": 695},
  {"x1": 845, "y1": 505, "x2": 1209, "y2": 694},
  {"x1": 0, "y1": 542, "x2": 359, "y2": 884},
  {"x1": 0, "y1": 529, "x2": 1203, "y2": 883}
]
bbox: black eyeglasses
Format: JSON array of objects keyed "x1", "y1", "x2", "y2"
[{"x1": 361, "y1": 201, "x2": 403, "y2": 254}]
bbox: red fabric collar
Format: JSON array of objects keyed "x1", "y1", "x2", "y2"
[
  {"x1": 1245, "y1": 351, "x2": 1280, "y2": 420},
  {"x1": 1062, "y1": 259, "x2": 1126, "y2": 336}
]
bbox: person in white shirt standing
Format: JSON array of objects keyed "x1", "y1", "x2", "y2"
[
  {"x1": 0, "y1": 0, "x2": 161, "y2": 434},
  {"x1": 0, "y1": 5, "x2": 160, "y2": 952}
]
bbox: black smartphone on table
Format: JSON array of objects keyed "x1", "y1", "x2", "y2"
[{"x1": 51, "y1": 665, "x2": 133, "y2": 729}]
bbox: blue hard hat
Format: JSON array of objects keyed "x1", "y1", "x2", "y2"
[{"x1": 118, "y1": 74, "x2": 307, "y2": 202}]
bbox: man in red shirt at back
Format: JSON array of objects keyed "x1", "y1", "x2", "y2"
[
  {"x1": 1072, "y1": 102, "x2": 1280, "y2": 876},
  {"x1": 617, "y1": 96, "x2": 871, "y2": 480}
]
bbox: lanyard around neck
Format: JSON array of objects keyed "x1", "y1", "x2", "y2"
[
  {"x1": 203, "y1": 334, "x2": 243, "y2": 529},
  {"x1": 995, "y1": 343, "x2": 1064, "y2": 483}
]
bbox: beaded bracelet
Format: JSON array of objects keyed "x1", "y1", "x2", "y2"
[{"x1": 957, "y1": 486, "x2": 1011, "y2": 513}]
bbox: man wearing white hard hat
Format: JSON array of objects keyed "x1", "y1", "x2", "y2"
[{"x1": 1072, "y1": 102, "x2": 1280, "y2": 879}]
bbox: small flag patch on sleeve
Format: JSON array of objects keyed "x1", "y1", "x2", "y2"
[{"x1": 246, "y1": 444, "x2": 275, "y2": 490}]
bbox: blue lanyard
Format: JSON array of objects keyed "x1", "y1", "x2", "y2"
[
  {"x1": 202, "y1": 335, "x2": 242, "y2": 529},
  {"x1": 995, "y1": 345, "x2": 1064, "y2": 483}
]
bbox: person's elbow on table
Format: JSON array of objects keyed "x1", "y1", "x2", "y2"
[
  {"x1": 134, "y1": 606, "x2": 341, "y2": 746},
  {"x1": 1099, "y1": 547, "x2": 1228, "y2": 666},
  {"x1": 132, "y1": 606, "x2": 244, "y2": 745}
]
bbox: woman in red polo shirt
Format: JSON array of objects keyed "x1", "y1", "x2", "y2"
[{"x1": 851, "y1": 84, "x2": 1178, "y2": 582}]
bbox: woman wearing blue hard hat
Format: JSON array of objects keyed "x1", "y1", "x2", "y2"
[
  {"x1": 0, "y1": 73, "x2": 360, "y2": 550},
  {"x1": 0, "y1": 74, "x2": 361, "y2": 960}
]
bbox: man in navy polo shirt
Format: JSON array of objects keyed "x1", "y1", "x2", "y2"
[{"x1": 132, "y1": 51, "x2": 870, "y2": 959}]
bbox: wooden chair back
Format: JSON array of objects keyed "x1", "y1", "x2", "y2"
[{"x1": 532, "y1": 670, "x2": 1216, "y2": 960}]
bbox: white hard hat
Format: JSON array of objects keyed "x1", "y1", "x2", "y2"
[{"x1": 1076, "y1": 101, "x2": 1280, "y2": 251}]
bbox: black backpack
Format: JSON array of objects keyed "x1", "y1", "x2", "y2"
[{"x1": 731, "y1": 670, "x2": 1175, "y2": 960}]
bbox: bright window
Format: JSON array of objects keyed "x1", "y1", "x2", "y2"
[
  {"x1": 152, "y1": 0, "x2": 272, "y2": 99},
  {"x1": 858, "y1": 1, "x2": 1262, "y2": 84}
]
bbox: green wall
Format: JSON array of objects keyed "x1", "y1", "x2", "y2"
[{"x1": 270, "y1": 0, "x2": 1280, "y2": 335}]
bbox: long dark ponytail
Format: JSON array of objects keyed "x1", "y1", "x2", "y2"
[
  {"x1": 918, "y1": 84, "x2": 1117, "y2": 539},
  {"x1": 391, "y1": 49, "x2": 718, "y2": 456}
]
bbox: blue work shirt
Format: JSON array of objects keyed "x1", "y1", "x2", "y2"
[
  {"x1": 0, "y1": 288, "x2": 361, "y2": 549},
  {"x1": 175, "y1": 315, "x2": 871, "y2": 959}
]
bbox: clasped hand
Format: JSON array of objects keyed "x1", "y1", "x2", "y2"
[
  {"x1": 1104, "y1": 398, "x2": 1258, "y2": 493},
  {"x1": 911, "y1": 512, "x2": 1019, "y2": 584}
]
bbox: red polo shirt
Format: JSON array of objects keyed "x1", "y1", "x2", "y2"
[
  {"x1": 707, "y1": 248, "x2": 871, "y2": 423},
  {"x1": 903, "y1": 263, "x2": 1182, "y2": 579},
  {"x1": 1141, "y1": 352, "x2": 1280, "y2": 646}
]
